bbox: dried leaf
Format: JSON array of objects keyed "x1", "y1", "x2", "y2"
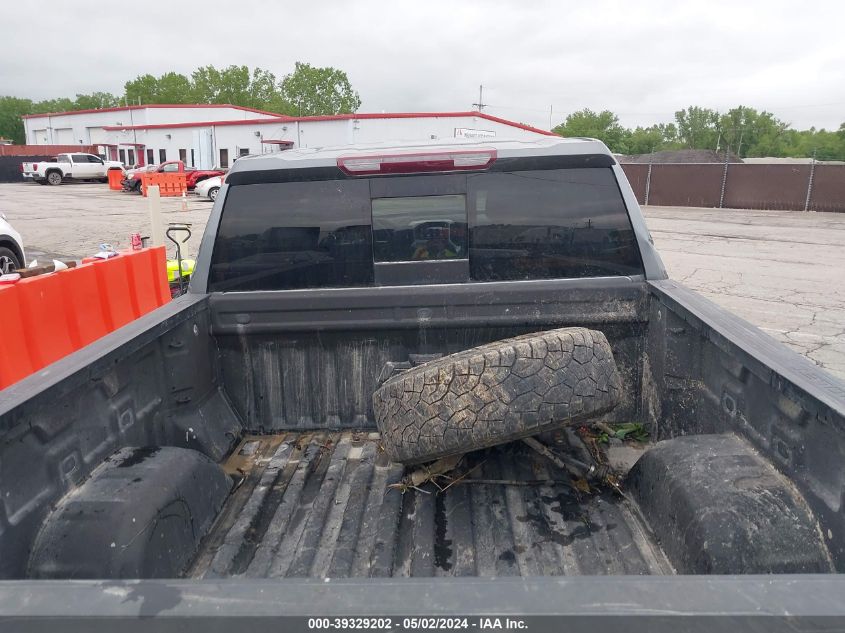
[{"x1": 572, "y1": 478, "x2": 591, "y2": 494}]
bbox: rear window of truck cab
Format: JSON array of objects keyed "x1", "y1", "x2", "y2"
[{"x1": 207, "y1": 165, "x2": 644, "y2": 292}]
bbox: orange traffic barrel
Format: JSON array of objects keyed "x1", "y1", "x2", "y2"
[{"x1": 108, "y1": 169, "x2": 124, "y2": 190}]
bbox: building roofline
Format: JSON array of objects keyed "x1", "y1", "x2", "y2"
[
  {"x1": 21, "y1": 103, "x2": 285, "y2": 119},
  {"x1": 99, "y1": 111, "x2": 557, "y2": 136},
  {"x1": 102, "y1": 117, "x2": 289, "y2": 131}
]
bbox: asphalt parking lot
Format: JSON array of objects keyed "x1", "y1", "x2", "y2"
[
  {"x1": 646, "y1": 206, "x2": 845, "y2": 380},
  {"x1": 1, "y1": 181, "x2": 843, "y2": 381},
  {"x1": 0, "y1": 182, "x2": 211, "y2": 262}
]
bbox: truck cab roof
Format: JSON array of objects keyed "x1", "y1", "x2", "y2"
[{"x1": 226, "y1": 136, "x2": 614, "y2": 175}]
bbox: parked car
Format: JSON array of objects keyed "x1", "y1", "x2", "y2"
[
  {"x1": 194, "y1": 174, "x2": 223, "y2": 201},
  {"x1": 121, "y1": 160, "x2": 225, "y2": 193},
  {"x1": 21, "y1": 153, "x2": 123, "y2": 185},
  {"x1": 2, "y1": 137, "x2": 845, "y2": 627},
  {"x1": 0, "y1": 213, "x2": 25, "y2": 274}
]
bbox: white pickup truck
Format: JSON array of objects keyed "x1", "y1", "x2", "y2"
[{"x1": 21, "y1": 153, "x2": 124, "y2": 186}]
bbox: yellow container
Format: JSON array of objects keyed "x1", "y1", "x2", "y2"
[{"x1": 166, "y1": 259, "x2": 196, "y2": 282}]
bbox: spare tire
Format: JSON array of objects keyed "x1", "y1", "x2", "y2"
[{"x1": 373, "y1": 327, "x2": 622, "y2": 464}]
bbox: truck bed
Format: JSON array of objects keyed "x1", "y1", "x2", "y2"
[{"x1": 190, "y1": 432, "x2": 673, "y2": 578}]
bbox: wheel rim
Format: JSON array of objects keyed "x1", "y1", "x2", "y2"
[
  {"x1": 210, "y1": 188, "x2": 218, "y2": 201},
  {"x1": 48, "y1": 173, "x2": 61, "y2": 185},
  {"x1": 0, "y1": 255, "x2": 17, "y2": 274}
]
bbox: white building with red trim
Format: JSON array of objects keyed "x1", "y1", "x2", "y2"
[{"x1": 22, "y1": 105, "x2": 554, "y2": 169}]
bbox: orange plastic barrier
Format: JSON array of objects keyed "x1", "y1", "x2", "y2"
[
  {"x1": 58, "y1": 265, "x2": 109, "y2": 348},
  {"x1": 107, "y1": 169, "x2": 124, "y2": 191},
  {"x1": 123, "y1": 249, "x2": 160, "y2": 316},
  {"x1": 148, "y1": 246, "x2": 171, "y2": 306},
  {"x1": 0, "y1": 285, "x2": 35, "y2": 387},
  {"x1": 17, "y1": 274, "x2": 76, "y2": 368},
  {"x1": 91, "y1": 254, "x2": 139, "y2": 329},
  {"x1": 0, "y1": 247, "x2": 170, "y2": 390},
  {"x1": 141, "y1": 172, "x2": 187, "y2": 197}
]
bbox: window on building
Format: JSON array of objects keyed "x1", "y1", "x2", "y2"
[
  {"x1": 219, "y1": 149, "x2": 229, "y2": 168},
  {"x1": 239, "y1": 147, "x2": 250, "y2": 157},
  {"x1": 208, "y1": 180, "x2": 374, "y2": 292},
  {"x1": 178, "y1": 149, "x2": 187, "y2": 163},
  {"x1": 159, "y1": 149, "x2": 167, "y2": 163},
  {"x1": 190, "y1": 149, "x2": 195, "y2": 167},
  {"x1": 372, "y1": 195, "x2": 467, "y2": 263},
  {"x1": 119, "y1": 149, "x2": 126, "y2": 164},
  {"x1": 146, "y1": 149, "x2": 154, "y2": 165},
  {"x1": 467, "y1": 168, "x2": 644, "y2": 281},
  {"x1": 127, "y1": 149, "x2": 135, "y2": 166}
]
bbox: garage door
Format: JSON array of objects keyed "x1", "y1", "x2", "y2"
[
  {"x1": 55, "y1": 128, "x2": 75, "y2": 144},
  {"x1": 88, "y1": 127, "x2": 109, "y2": 144}
]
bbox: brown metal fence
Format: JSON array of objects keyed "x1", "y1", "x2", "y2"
[{"x1": 620, "y1": 162, "x2": 845, "y2": 212}]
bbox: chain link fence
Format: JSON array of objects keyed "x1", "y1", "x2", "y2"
[{"x1": 621, "y1": 161, "x2": 845, "y2": 212}]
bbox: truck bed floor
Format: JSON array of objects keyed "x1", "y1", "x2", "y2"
[{"x1": 189, "y1": 432, "x2": 673, "y2": 578}]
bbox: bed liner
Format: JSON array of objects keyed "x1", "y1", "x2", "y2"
[{"x1": 189, "y1": 431, "x2": 673, "y2": 578}]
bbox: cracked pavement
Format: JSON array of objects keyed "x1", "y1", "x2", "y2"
[
  {"x1": 644, "y1": 205, "x2": 845, "y2": 381},
  {"x1": 0, "y1": 184, "x2": 841, "y2": 381}
]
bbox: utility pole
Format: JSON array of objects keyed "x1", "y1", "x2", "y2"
[
  {"x1": 549, "y1": 104, "x2": 553, "y2": 130},
  {"x1": 472, "y1": 85, "x2": 486, "y2": 111}
]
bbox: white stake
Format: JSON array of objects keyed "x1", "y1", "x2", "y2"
[{"x1": 148, "y1": 185, "x2": 165, "y2": 247}]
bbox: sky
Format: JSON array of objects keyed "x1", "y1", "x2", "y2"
[{"x1": 3, "y1": 0, "x2": 844, "y2": 131}]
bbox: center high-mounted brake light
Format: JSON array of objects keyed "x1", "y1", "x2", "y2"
[{"x1": 337, "y1": 149, "x2": 497, "y2": 176}]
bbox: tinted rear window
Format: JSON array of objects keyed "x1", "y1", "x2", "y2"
[
  {"x1": 208, "y1": 166, "x2": 642, "y2": 291},
  {"x1": 372, "y1": 195, "x2": 468, "y2": 262},
  {"x1": 468, "y1": 168, "x2": 643, "y2": 280},
  {"x1": 208, "y1": 180, "x2": 373, "y2": 291}
]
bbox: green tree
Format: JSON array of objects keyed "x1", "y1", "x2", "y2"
[
  {"x1": 125, "y1": 72, "x2": 192, "y2": 105},
  {"x1": 674, "y1": 106, "x2": 720, "y2": 150},
  {"x1": 552, "y1": 109, "x2": 629, "y2": 152},
  {"x1": 72, "y1": 92, "x2": 120, "y2": 110},
  {"x1": 190, "y1": 65, "x2": 279, "y2": 109},
  {"x1": 0, "y1": 96, "x2": 33, "y2": 143},
  {"x1": 0, "y1": 93, "x2": 122, "y2": 143},
  {"x1": 279, "y1": 62, "x2": 361, "y2": 116},
  {"x1": 625, "y1": 123, "x2": 681, "y2": 154},
  {"x1": 715, "y1": 106, "x2": 789, "y2": 157},
  {"x1": 31, "y1": 97, "x2": 75, "y2": 115},
  {"x1": 783, "y1": 128, "x2": 845, "y2": 161}
]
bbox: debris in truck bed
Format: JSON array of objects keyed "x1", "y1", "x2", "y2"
[
  {"x1": 387, "y1": 453, "x2": 466, "y2": 494},
  {"x1": 592, "y1": 422, "x2": 650, "y2": 444},
  {"x1": 190, "y1": 432, "x2": 673, "y2": 578}
]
